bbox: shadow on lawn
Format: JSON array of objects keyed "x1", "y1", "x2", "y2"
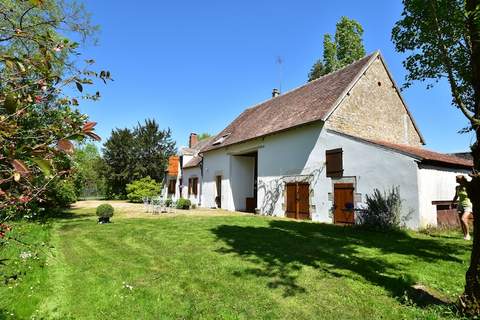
[{"x1": 211, "y1": 220, "x2": 464, "y2": 306}]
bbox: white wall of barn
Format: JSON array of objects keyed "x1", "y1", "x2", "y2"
[
  {"x1": 417, "y1": 165, "x2": 471, "y2": 228},
  {"x1": 201, "y1": 123, "x2": 449, "y2": 229}
]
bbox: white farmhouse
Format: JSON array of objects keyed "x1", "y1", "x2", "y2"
[{"x1": 196, "y1": 51, "x2": 471, "y2": 229}]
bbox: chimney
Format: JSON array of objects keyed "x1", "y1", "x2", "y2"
[
  {"x1": 272, "y1": 88, "x2": 280, "y2": 98},
  {"x1": 189, "y1": 133, "x2": 198, "y2": 148}
]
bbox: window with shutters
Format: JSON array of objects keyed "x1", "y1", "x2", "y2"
[
  {"x1": 168, "y1": 179, "x2": 176, "y2": 194},
  {"x1": 326, "y1": 148, "x2": 343, "y2": 178},
  {"x1": 192, "y1": 177, "x2": 198, "y2": 196}
]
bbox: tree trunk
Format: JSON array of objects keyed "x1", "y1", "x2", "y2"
[{"x1": 462, "y1": 0, "x2": 480, "y2": 315}]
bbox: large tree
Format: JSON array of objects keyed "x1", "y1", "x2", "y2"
[
  {"x1": 392, "y1": 0, "x2": 480, "y2": 314},
  {"x1": 308, "y1": 17, "x2": 366, "y2": 82},
  {"x1": 0, "y1": 0, "x2": 109, "y2": 219},
  {"x1": 103, "y1": 119, "x2": 175, "y2": 197}
]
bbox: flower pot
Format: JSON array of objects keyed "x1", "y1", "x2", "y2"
[{"x1": 98, "y1": 217, "x2": 111, "y2": 224}]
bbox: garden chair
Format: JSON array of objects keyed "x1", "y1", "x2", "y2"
[
  {"x1": 168, "y1": 200, "x2": 176, "y2": 214},
  {"x1": 151, "y1": 197, "x2": 162, "y2": 214},
  {"x1": 142, "y1": 197, "x2": 151, "y2": 213}
]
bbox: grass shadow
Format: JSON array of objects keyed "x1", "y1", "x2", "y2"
[{"x1": 211, "y1": 219, "x2": 464, "y2": 307}]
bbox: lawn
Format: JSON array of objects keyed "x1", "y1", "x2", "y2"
[{"x1": 0, "y1": 201, "x2": 472, "y2": 319}]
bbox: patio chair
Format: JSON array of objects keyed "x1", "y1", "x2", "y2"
[
  {"x1": 142, "y1": 197, "x2": 151, "y2": 213},
  {"x1": 168, "y1": 200, "x2": 177, "y2": 214},
  {"x1": 151, "y1": 197, "x2": 162, "y2": 214}
]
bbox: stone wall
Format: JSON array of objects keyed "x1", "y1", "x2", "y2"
[{"x1": 325, "y1": 56, "x2": 423, "y2": 146}]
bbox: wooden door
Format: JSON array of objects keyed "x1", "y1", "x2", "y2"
[
  {"x1": 334, "y1": 183, "x2": 355, "y2": 224},
  {"x1": 285, "y1": 182, "x2": 310, "y2": 220}
]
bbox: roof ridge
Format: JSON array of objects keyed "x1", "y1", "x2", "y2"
[{"x1": 242, "y1": 51, "x2": 379, "y2": 114}]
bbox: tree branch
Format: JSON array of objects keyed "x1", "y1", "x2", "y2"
[{"x1": 430, "y1": 0, "x2": 480, "y2": 126}]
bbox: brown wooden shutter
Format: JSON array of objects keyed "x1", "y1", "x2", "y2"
[
  {"x1": 326, "y1": 148, "x2": 343, "y2": 178},
  {"x1": 298, "y1": 183, "x2": 310, "y2": 219},
  {"x1": 192, "y1": 178, "x2": 198, "y2": 196},
  {"x1": 286, "y1": 183, "x2": 297, "y2": 218},
  {"x1": 188, "y1": 178, "x2": 192, "y2": 196}
]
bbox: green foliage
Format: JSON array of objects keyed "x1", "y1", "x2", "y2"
[
  {"x1": 0, "y1": 0, "x2": 109, "y2": 218},
  {"x1": 103, "y1": 119, "x2": 176, "y2": 197},
  {"x1": 165, "y1": 198, "x2": 173, "y2": 207},
  {"x1": 96, "y1": 204, "x2": 114, "y2": 218},
  {"x1": 197, "y1": 133, "x2": 212, "y2": 141},
  {"x1": 308, "y1": 16, "x2": 366, "y2": 81},
  {"x1": 392, "y1": 0, "x2": 478, "y2": 125},
  {"x1": 176, "y1": 198, "x2": 191, "y2": 210},
  {"x1": 358, "y1": 186, "x2": 403, "y2": 231},
  {"x1": 72, "y1": 143, "x2": 106, "y2": 198},
  {"x1": 125, "y1": 177, "x2": 161, "y2": 203},
  {"x1": 46, "y1": 180, "x2": 77, "y2": 209}
]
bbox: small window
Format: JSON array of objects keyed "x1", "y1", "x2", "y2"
[
  {"x1": 326, "y1": 148, "x2": 343, "y2": 178},
  {"x1": 168, "y1": 180, "x2": 176, "y2": 194},
  {"x1": 212, "y1": 133, "x2": 230, "y2": 146},
  {"x1": 188, "y1": 177, "x2": 198, "y2": 197}
]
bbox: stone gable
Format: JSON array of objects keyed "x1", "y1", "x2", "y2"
[{"x1": 325, "y1": 56, "x2": 423, "y2": 146}]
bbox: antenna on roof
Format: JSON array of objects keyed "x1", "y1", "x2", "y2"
[{"x1": 276, "y1": 56, "x2": 283, "y2": 94}]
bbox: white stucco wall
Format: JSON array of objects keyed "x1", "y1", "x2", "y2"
[
  {"x1": 181, "y1": 166, "x2": 202, "y2": 206},
  {"x1": 417, "y1": 165, "x2": 470, "y2": 228},
  {"x1": 201, "y1": 123, "x2": 432, "y2": 229},
  {"x1": 202, "y1": 149, "x2": 232, "y2": 209}
]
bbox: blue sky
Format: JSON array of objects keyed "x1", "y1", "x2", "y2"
[{"x1": 78, "y1": 0, "x2": 474, "y2": 153}]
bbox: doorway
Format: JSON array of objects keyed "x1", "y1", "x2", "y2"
[
  {"x1": 333, "y1": 183, "x2": 355, "y2": 224},
  {"x1": 285, "y1": 182, "x2": 310, "y2": 220},
  {"x1": 215, "y1": 175, "x2": 222, "y2": 208}
]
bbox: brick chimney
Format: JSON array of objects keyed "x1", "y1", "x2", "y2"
[
  {"x1": 189, "y1": 133, "x2": 198, "y2": 148},
  {"x1": 272, "y1": 88, "x2": 280, "y2": 98}
]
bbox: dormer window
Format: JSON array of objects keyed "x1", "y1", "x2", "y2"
[{"x1": 212, "y1": 133, "x2": 230, "y2": 146}]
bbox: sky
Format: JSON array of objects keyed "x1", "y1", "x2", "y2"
[{"x1": 77, "y1": 0, "x2": 475, "y2": 153}]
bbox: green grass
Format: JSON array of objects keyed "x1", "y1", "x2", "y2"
[{"x1": 0, "y1": 202, "x2": 473, "y2": 319}]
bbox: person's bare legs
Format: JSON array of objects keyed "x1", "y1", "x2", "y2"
[{"x1": 460, "y1": 211, "x2": 472, "y2": 240}]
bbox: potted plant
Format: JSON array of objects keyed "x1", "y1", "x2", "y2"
[{"x1": 96, "y1": 204, "x2": 114, "y2": 223}]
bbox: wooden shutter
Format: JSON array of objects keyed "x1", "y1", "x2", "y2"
[
  {"x1": 168, "y1": 180, "x2": 176, "y2": 194},
  {"x1": 297, "y1": 183, "x2": 310, "y2": 219},
  {"x1": 285, "y1": 183, "x2": 297, "y2": 218},
  {"x1": 188, "y1": 178, "x2": 192, "y2": 196},
  {"x1": 326, "y1": 148, "x2": 343, "y2": 178},
  {"x1": 192, "y1": 178, "x2": 198, "y2": 196}
]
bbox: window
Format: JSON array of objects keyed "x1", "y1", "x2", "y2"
[
  {"x1": 212, "y1": 133, "x2": 230, "y2": 146},
  {"x1": 188, "y1": 177, "x2": 199, "y2": 197},
  {"x1": 168, "y1": 179, "x2": 176, "y2": 194},
  {"x1": 326, "y1": 148, "x2": 343, "y2": 178}
]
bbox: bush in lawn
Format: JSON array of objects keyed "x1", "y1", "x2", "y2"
[
  {"x1": 165, "y1": 198, "x2": 173, "y2": 207},
  {"x1": 357, "y1": 186, "x2": 403, "y2": 231},
  {"x1": 125, "y1": 177, "x2": 161, "y2": 203},
  {"x1": 96, "y1": 204, "x2": 114, "y2": 223},
  {"x1": 176, "y1": 198, "x2": 191, "y2": 210}
]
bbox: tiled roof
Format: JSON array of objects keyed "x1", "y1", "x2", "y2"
[
  {"x1": 181, "y1": 137, "x2": 213, "y2": 169},
  {"x1": 369, "y1": 140, "x2": 473, "y2": 169},
  {"x1": 183, "y1": 155, "x2": 202, "y2": 168},
  {"x1": 166, "y1": 156, "x2": 179, "y2": 175},
  {"x1": 201, "y1": 53, "x2": 378, "y2": 152}
]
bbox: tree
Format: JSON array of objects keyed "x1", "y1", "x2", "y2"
[
  {"x1": 392, "y1": 0, "x2": 480, "y2": 314},
  {"x1": 103, "y1": 119, "x2": 176, "y2": 198},
  {"x1": 308, "y1": 17, "x2": 366, "y2": 81},
  {"x1": 197, "y1": 133, "x2": 212, "y2": 141},
  {"x1": 72, "y1": 143, "x2": 105, "y2": 199},
  {"x1": 0, "y1": 0, "x2": 109, "y2": 219},
  {"x1": 103, "y1": 128, "x2": 136, "y2": 197}
]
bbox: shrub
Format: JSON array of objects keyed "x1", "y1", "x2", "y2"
[
  {"x1": 176, "y1": 198, "x2": 191, "y2": 210},
  {"x1": 46, "y1": 180, "x2": 77, "y2": 209},
  {"x1": 125, "y1": 177, "x2": 161, "y2": 203},
  {"x1": 165, "y1": 198, "x2": 173, "y2": 207},
  {"x1": 96, "y1": 204, "x2": 114, "y2": 218},
  {"x1": 357, "y1": 186, "x2": 403, "y2": 231}
]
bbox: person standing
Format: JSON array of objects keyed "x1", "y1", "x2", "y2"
[{"x1": 453, "y1": 175, "x2": 473, "y2": 240}]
